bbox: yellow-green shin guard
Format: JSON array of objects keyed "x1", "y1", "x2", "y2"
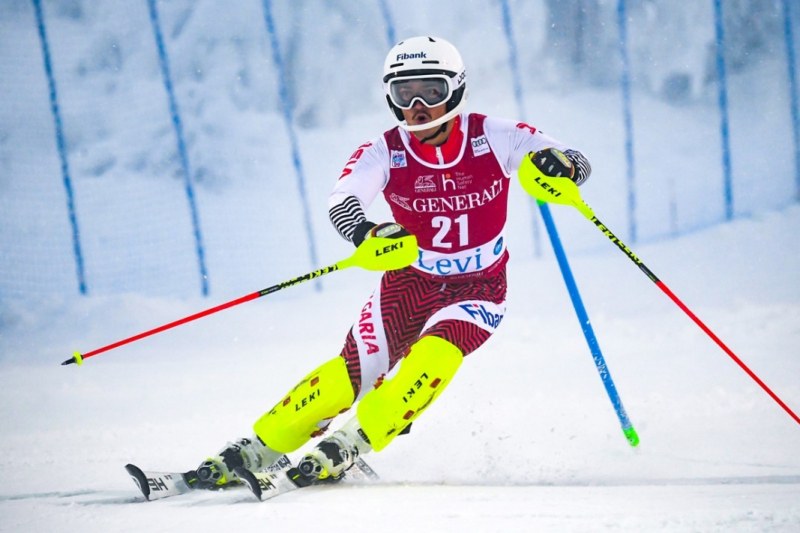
[
  {"x1": 357, "y1": 336, "x2": 463, "y2": 451},
  {"x1": 253, "y1": 356, "x2": 355, "y2": 453}
]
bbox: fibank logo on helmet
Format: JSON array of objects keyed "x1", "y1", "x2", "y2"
[
  {"x1": 458, "y1": 303, "x2": 504, "y2": 329},
  {"x1": 396, "y1": 52, "x2": 427, "y2": 61}
]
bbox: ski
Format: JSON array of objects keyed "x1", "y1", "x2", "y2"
[
  {"x1": 124, "y1": 464, "x2": 196, "y2": 501},
  {"x1": 125, "y1": 455, "x2": 292, "y2": 501},
  {"x1": 235, "y1": 456, "x2": 379, "y2": 502}
]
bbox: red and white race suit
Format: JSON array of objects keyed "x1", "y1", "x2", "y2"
[{"x1": 329, "y1": 113, "x2": 585, "y2": 398}]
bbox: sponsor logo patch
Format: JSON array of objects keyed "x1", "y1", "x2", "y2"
[
  {"x1": 414, "y1": 174, "x2": 437, "y2": 193},
  {"x1": 389, "y1": 193, "x2": 412, "y2": 211},
  {"x1": 397, "y1": 52, "x2": 427, "y2": 61},
  {"x1": 358, "y1": 300, "x2": 380, "y2": 355},
  {"x1": 441, "y1": 172, "x2": 457, "y2": 191},
  {"x1": 493, "y1": 237, "x2": 504, "y2": 255},
  {"x1": 458, "y1": 303, "x2": 504, "y2": 329},
  {"x1": 391, "y1": 150, "x2": 407, "y2": 168},
  {"x1": 410, "y1": 178, "x2": 504, "y2": 213},
  {"x1": 471, "y1": 135, "x2": 490, "y2": 157},
  {"x1": 339, "y1": 141, "x2": 373, "y2": 179}
]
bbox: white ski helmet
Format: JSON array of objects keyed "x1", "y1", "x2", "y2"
[{"x1": 382, "y1": 36, "x2": 468, "y2": 132}]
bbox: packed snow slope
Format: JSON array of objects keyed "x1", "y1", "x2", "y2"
[{"x1": 0, "y1": 203, "x2": 798, "y2": 532}]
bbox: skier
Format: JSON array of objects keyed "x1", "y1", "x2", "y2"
[{"x1": 195, "y1": 35, "x2": 591, "y2": 487}]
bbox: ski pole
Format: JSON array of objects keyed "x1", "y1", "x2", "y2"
[
  {"x1": 61, "y1": 230, "x2": 418, "y2": 367},
  {"x1": 538, "y1": 201, "x2": 639, "y2": 446},
  {"x1": 519, "y1": 156, "x2": 800, "y2": 426}
]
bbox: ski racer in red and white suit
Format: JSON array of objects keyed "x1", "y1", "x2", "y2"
[
  {"x1": 328, "y1": 112, "x2": 588, "y2": 400},
  {"x1": 195, "y1": 36, "x2": 591, "y2": 488}
]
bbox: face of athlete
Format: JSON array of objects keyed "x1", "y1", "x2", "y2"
[
  {"x1": 392, "y1": 78, "x2": 455, "y2": 144},
  {"x1": 401, "y1": 98, "x2": 445, "y2": 126},
  {"x1": 403, "y1": 100, "x2": 455, "y2": 145}
]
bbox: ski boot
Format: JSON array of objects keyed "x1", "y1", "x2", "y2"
[
  {"x1": 196, "y1": 436, "x2": 282, "y2": 488},
  {"x1": 294, "y1": 419, "x2": 372, "y2": 485}
]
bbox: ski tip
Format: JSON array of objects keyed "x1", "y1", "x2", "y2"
[
  {"x1": 233, "y1": 467, "x2": 262, "y2": 501},
  {"x1": 61, "y1": 352, "x2": 84, "y2": 367},
  {"x1": 125, "y1": 464, "x2": 151, "y2": 501},
  {"x1": 624, "y1": 426, "x2": 640, "y2": 447}
]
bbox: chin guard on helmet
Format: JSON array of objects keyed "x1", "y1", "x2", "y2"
[{"x1": 382, "y1": 36, "x2": 468, "y2": 132}]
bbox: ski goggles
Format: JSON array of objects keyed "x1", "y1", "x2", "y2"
[{"x1": 387, "y1": 75, "x2": 453, "y2": 109}]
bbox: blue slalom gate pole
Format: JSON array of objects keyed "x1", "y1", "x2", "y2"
[
  {"x1": 499, "y1": 0, "x2": 543, "y2": 258},
  {"x1": 378, "y1": 0, "x2": 396, "y2": 47},
  {"x1": 261, "y1": 0, "x2": 321, "y2": 291},
  {"x1": 32, "y1": 0, "x2": 87, "y2": 295},
  {"x1": 499, "y1": 0, "x2": 638, "y2": 446},
  {"x1": 781, "y1": 0, "x2": 800, "y2": 202},
  {"x1": 616, "y1": 0, "x2": 638, "y2": 242},
  {"x1": 713, "y1": 0, "x2": 735, "y2": 220},
  {"x1": 148, "y1": 0, "x2": 210, "y2": 296}
]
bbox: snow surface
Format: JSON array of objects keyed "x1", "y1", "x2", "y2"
[
  {"x1": 1, "y1": 204, "x2": 799, "y2": 532},
  {"x1": 1, "y1": 1, "x2": 800, "y2": 531}
]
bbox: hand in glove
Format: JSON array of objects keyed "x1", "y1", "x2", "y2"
[
  {"x1": 352, "y1": 221, "x2": 410, "y2": 247},
  {"x1": 350, "y1": 221, "x2": 417, "y2": 272},
  {"x1": 529, "y1": 147, "x2": 576, "y2": 180}
]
